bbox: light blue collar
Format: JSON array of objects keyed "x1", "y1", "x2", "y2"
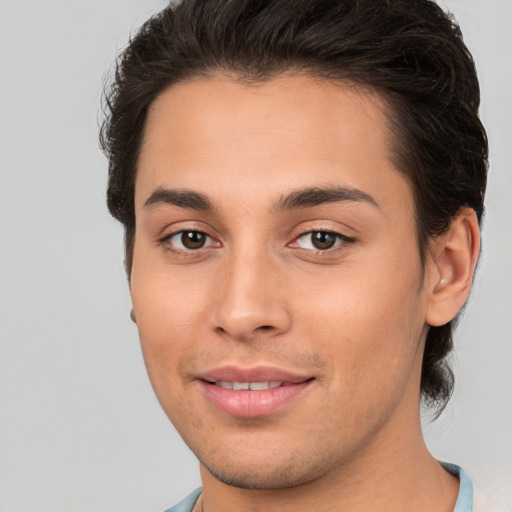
[
  {"x1": 163, "y1": 488, "x2": 201, "y2": 512},
  {"x1": 442, "y1": 462, "x2": 474, "y2": 512}
]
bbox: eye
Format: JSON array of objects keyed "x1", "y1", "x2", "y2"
[
  {"x1": 293, "y1": 231, "x2": 349, "y2": 251},
  {"x1": 164, "y1": 230, "x2": 217, "y2": 251}
]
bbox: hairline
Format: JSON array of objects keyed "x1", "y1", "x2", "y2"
[{"x1": 128, "y1": 69, "x2": 430, "y2": 275}]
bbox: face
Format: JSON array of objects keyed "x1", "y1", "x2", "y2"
[{"x1": 131, "y1": 75, "x2": 431, "y2": 489}]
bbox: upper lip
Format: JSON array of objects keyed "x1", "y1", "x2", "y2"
[{"x1": 197, "y1": 365, "x2": 314, "y2": 384}]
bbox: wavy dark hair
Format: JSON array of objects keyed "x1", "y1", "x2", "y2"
[{"x1": 100, "y1": 0, "x2": 488, "y2": 413}]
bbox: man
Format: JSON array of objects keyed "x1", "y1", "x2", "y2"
[{"x1": 100, "y1": 1, "x2": 489, "y2": 510}]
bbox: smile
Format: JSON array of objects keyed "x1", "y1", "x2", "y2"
[
  {"x1": 214, "y1": 381, "x2": 284, "y2": 390},
  {"x1": 198, "y1": 366, "x2": 314, "y2": 418}
]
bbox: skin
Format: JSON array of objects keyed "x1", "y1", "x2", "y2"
[{"x1": 130, "y1": 75, "x2": 479, "y2": 512}]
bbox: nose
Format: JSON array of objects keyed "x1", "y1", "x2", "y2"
[{"x1": 210, "y1": 249, "x2": 292, "y2": 342}]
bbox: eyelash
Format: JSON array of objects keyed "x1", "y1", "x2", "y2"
[
  {"x1": 290, "y1": 230, "x2": 355, "y2": 253},
  {"x1": 159, "y1": 229, "x2": 218, "y2": 253},
  {"x1": 159, "y1": 228, "x2": 354, "y2": 255}
]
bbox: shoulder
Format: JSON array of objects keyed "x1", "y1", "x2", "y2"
[{"x1": 163, "y1": 488, "x2": 202, "y2": 512}]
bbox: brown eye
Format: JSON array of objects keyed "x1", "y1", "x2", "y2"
[
  {"x1": 181, "y1": 231, "x2": 207, "y2": 249},
  {"x1": 311, "y1": 231, "x2": 337, "y2": 250},
  {"x1": 293, "y1": 230, "x2": 350, "y2": 251},
  {"x1": 165, "y1": 230, "x2": 217, "y2": 251}
]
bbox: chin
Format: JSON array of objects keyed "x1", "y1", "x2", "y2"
[
  {"x1": 205, "y1": 464, "x2": 313, "y2": 490},
  {"x1": 200, "y1": 449, "x2": 330, "y2": 490}
]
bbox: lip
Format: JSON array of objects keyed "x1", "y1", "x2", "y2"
[
  {"x1": 198, "y1": 365, "x2": 313, "y2": 384},
  {"x1": 196, "y1": 365, "x2": 314, "y2": 418}
]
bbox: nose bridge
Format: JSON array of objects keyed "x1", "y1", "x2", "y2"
[{"x1": 212, "y1": 241, "x2": 290, "y2": 340}]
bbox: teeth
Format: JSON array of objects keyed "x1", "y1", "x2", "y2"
[
  {"x1": 216, "y1": 381, "x2": 234, "y2": 390},
  {"x1": 248, "y1": 382, "x2": 268, "y2": 391},
  {"x1": 214, "y1": 381, "x2": 284, "y2": 390}
]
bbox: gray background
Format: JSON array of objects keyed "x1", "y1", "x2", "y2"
[{"x1": 0, "y1": 1, "x2": 510, "y2": 510}]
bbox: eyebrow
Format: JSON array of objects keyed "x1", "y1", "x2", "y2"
[
  {"x1": 144, "y1": 188, "x2": 215, "y2": 212},
  {"x1": 271, "y1": 186, "x2": 379, "y2": 213},
  {"x1": 143, "y1": 185, "x2": 378, "y2": 213}
]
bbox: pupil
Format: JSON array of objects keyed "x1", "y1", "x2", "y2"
[
  {"x1": 182, "y1": 231, "x2": 206, "y2": 249},
  {"x1": 312, "y1": 231, "x2": 336, "y2": 250}
]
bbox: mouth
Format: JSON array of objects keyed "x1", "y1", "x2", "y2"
[
  {"x1": 197, "y1": 366, "x2": 315, "y2": 418},
  {"x1": 212, "y1": 381, "x2": 287, "y2": 390}
]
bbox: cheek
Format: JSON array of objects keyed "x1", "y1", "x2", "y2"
[
  {"x1": 130, "y1": 254, "x2": 211, "y2": 399},
  {"x1": 131, "y1": 239, "x2": 212, "y2": 335},
  {"x1": 295, "y1": 252, "x2": 425, "y2": 396}
]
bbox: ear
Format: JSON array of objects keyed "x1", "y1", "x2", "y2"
[{"x1": 425, "y1": 208, "x2": 481, "y2": 327}]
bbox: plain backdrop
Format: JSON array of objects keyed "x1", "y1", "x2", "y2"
[{"x1": 0, "y1": 1, "x2": 511, "y2": 511}]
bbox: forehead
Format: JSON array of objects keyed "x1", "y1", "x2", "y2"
[{"x1": 136, "y1": 75, "x2": 410, "y2": 215}]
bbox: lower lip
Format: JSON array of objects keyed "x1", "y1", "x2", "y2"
[{"x1": 200, "y1": 381, "x2": 313, "y2": 418}]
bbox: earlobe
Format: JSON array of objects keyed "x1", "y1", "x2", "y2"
[{"x1": 426, "y1": 208, "x2": 481, "y2": 327}]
